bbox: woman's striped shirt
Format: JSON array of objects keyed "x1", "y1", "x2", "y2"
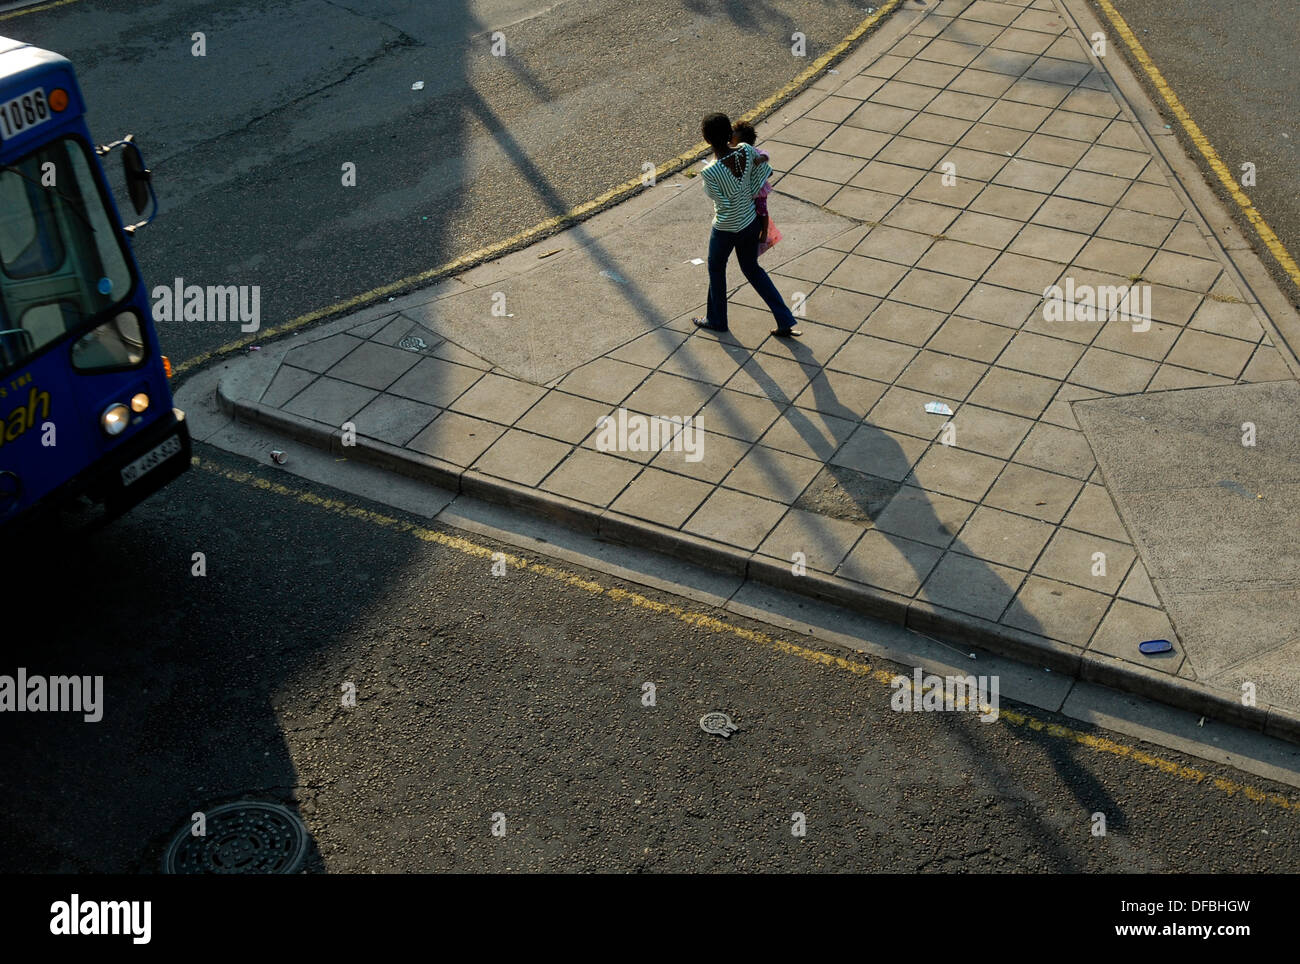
[{"x1": 701, "y1": 143, "x2": 771, "y2": 232}]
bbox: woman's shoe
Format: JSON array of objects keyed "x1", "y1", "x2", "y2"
[
  {"x1": 770, "y1": 326, "x2": 802, "y2": 337},
  {"x1": 693, "y1": 317, "x2": 728, "y2": 332}
]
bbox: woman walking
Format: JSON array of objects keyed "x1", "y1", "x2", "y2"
[{"x1": 692, "y1": 112, "x2": 801, "y2": 337}]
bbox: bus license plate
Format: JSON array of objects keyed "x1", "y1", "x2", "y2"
[
  {"x1": 120, "y1": 434, "x2": 182, "y2": 487},
  {"x1": 0, "y1": 88, "x2": 50, "y2": 141}
]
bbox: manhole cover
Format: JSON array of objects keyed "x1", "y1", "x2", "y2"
[{"x1": 162, "y1": 801, "x2": 308, "y2": 874}]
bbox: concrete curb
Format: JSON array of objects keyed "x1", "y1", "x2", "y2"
[{"x1": 217, "y1": 372, "x2": 1300, "y2": 746}]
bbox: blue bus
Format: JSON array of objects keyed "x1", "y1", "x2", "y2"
[{"x1": 0, "y1": 35, "x2": 188, "y2": 532}]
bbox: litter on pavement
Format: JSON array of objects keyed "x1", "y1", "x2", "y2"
[{"x1": 700, "y1": 712, "x2": 738, "y2": 738}]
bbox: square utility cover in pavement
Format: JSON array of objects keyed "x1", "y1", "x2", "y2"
[
  {"x1": 401, "y1": 180, "x2": 856, "y2": 384},
  {"x1": 1074, "y1": 380, "x2": 1300, "y2": 698}
]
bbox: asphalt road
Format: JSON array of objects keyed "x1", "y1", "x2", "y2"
[
  {"x1": 1096, "y1": 0, "x2": 1300, "y2": 307},
  {"x1": 7, "y1": 0, "x2": 876, "y2": 368},
  {"x1": 4, "y1": 0, "x2": 1298, "y2": 876},
  {"x1": 2, "y1": 449, "x2": 1296, "y2": 872}
]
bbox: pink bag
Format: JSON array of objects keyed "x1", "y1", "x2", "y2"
[{"x1": 758, "y1": 219, "x2": 782, "y2": 256}]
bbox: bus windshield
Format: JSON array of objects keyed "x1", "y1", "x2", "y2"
[{"x1": 0, "y1": 134, "x2": 135, "y2": 375}]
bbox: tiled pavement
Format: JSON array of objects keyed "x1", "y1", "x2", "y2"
[{"x1": 218, "y1": 0, "x2": 1300, "y2": 728}]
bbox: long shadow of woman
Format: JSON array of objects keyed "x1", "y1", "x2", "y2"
[{"x1": 708, "y1": 295, "x2": 1124, "y2": 854}]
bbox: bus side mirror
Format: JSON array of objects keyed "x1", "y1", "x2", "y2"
[
  {"x1": 122, "y1": 142, "x2": 152, "y2": 216},
  {"x1": 97, "y1": 134, "x2": 158, "y2": 233}
]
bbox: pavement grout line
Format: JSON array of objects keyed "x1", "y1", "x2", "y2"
[{"x1": 769, "y1": 209, "x2": 1238, "y2": 389}]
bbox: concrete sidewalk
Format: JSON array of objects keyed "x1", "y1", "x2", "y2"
[{"x1": 202, "y1": 0, "x2": 1300, "y2": 741}]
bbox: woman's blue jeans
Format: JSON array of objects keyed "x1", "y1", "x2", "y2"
[{"x1": 706, "y1": 217, "x2": 797, "y2": 331}]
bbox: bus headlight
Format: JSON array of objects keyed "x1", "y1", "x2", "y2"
[
  {"x1": 101, "y1": 402, "x2": 130, "y2": 436},
  {"x1": 130, "y1": 392, "x2": 149, "y2": 413}
]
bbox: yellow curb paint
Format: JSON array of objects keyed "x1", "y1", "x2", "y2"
[
  {"x1": 1095, "y1": 0, "x2": 1300, "y2": 288},
  {"x1": 174, "y1": 0, "x2": 904, "y2": 374},
  {"x1": 196, "y1": 454, "x2": 1298, "y2": 815},
  {"x1": 736, "y1": 0, "x2": 904, "y2": 126},
  {"x1": 0, "y1": 0, "x2": 83, "y2": 21}
]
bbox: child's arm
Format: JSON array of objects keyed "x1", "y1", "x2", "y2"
[{"x1": 751, "y1": 154, "x2": 773, "y2": 199}]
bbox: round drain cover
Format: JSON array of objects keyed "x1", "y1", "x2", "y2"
[{"x1": 163, "y1": 801, "x2": 308, "y2": 874}]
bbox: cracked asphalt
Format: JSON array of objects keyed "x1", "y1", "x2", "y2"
[
  {"x1": 2, "y1": 450, "x2": 1297, "y2": 872},
  {"x1": 11, "y1": 0, "x2": 877, "y2": 368}
]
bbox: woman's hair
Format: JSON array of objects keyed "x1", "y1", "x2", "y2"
[{"x1": 701, "y1": 112, "x2": 733, "y2": 150}]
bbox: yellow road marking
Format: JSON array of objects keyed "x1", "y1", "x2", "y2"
[
  {"x1": 1095, "y1": 0, "x2": 1300, "y2": 288},
  {"x1": 173, "y1": 0, "x2": 904, "y2": 373},
  {"x1": 196, "y1": 455, "x2": 1298, "y2": 815},
  {"x1": 0, "y1": 0, "x2": 83, "y2": 21}
]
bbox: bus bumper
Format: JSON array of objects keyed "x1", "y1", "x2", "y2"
[
  {"x1": 94, "y1": 407, "x2": 192, "y2": 515},
  {"x1": 3, "y1": 407, "x2": 192, "y2": 532}
]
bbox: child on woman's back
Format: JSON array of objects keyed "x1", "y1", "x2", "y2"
[{"x1": 729, "y1": 121, "x2": 780, "y2": 254}]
